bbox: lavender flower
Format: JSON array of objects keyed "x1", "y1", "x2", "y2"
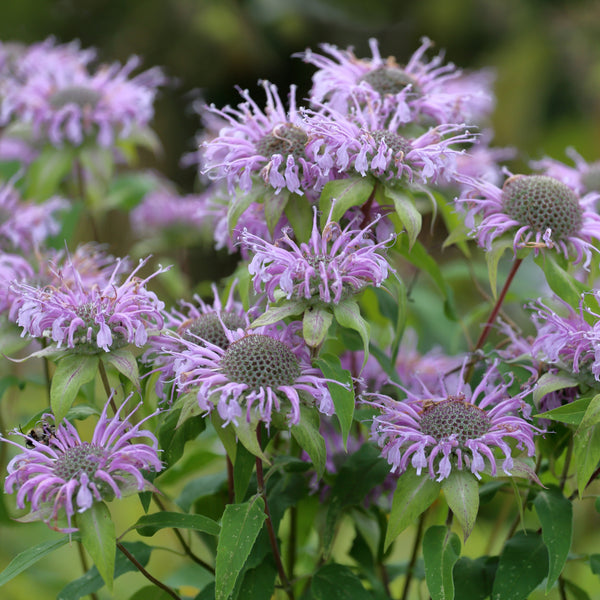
[
  {"x1": 297, "y1": 37, "x2": 494, "y2": 126},
  {"x1": 458, "y1": 174, "x2": 600, "y2": 268},
  {"x1": 0, "y1": 253, "x2": 33, "y2": 315},
  {"x1": 202, "y1": 80, "x2": 327, "y2": 196},
  {"x1": 531, "y1": 148, "x2": 600, "y2": 196},
  {"x1": 243, "y1": 206, "x2": 393, "y2": 305},
  {"x1": 368, "y1": 360, "x2": 537, "y2": 481},
  {"x1": 172, "y1": 321, "x2": 334, "y2": 427},
  {"x1": 14, "y1": 256, "x2": 167, "y2": 353},
  {"x1": 1, "y1": 395, "x2": 162, "y2": 532}
]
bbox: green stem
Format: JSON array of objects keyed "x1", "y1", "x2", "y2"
[
  {"x1": 77, "y1": 541, "x2": 99, "y2": 600},
  {"x1": 74, "y1": 158, "x2": 101, "y2": 242},
  {"x1": 400, "y1": 511, "x2": 426, "y2": 600},
  {"x1": 559, "y1": 438, "x2": 573, "y2": 492},
  {"x1": 40, "y1": 338, "x2": 52, "y2": 406},
  {"x1": 227, "y1": 455, "x2": 234, "y2": 504},
  {"x1": 97, "y1": 360, "x2": 118, "y2": 415}
]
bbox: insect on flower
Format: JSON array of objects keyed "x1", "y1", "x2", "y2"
[{"x1": 21, "y1": 419, "x2": 56, "y2": 449}]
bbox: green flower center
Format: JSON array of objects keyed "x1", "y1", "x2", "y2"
[
  {"x1": 49, "y1": 86, "x2": 102, "y2": 110},
  {"x1": 371, "y1": 130, "x2": 411, "y2": 157},
  {"x1": 501, "y1": 175, "x2": 583, "y2": 241},
  {"x1": 581, "y1": 164, "x2": 600, "y2": 193},
  {"x1": 180, "y1": 312, "x2": 246, "y2": 349},
  {"x1": 70, "y1": 302, "x2": 127, "y2": 354},
  {"x1": 360, "y1": 66, "x2": 420, "y2": 97},
  {"x1": 256, "y1": 124, "x2": 308, "y2": 160},
  {"x1": 54, "y1": 443, "x2": 106, "y2": 481},
  {"x1": 419, "y1": 395, "x2": 491, "y2": 445},
  {"x1": 219, "y1": 334, "x2": 301, "y2": 390}
]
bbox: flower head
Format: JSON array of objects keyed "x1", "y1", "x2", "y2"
[
  {"x1": 368, "y1": 360, "x2": 537, "y2": 481},
  {"x1": 171, "y1": 321, "x2": 334, "y2": 427},
  {"x1": 243, "y1": 206, "x2": 393, "y2": 304},
  {"x1": 459, "y1": 174, "x2": 600, "y2": 268},
  {"x1": 0, "y1": 253, "x2": 34, "y2": 315},
  {"x1": 2, "y1": 395, "x2": 161, "y2": 531},
  {"x1": 531, "y1": 148, "x2": 600, "y2": 196},
  {"x1": 14, "y1": 256, "x2": 167, "y2": 353}
]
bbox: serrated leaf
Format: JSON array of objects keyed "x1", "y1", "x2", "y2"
[
  {"x1": 132, "y1": 511, "x2": 220, "y2": 537},
  {"x1": 491, "y1": 530, "x2": 548, "y2": 600},
  {"x1": 384, "y1": 186, "x2": 422, "y2": 249},
  {"x1": 442, "y1": 470, "x2": 479, "y2": 540},
  {"x1": 536, "y1": 396, "x2": 592, "y2": 425},
  {"x1": 319, "y1": 176, "x2": 375, "y2": 227},
  {"x1": 215, "y1": 497, "x2": 266, "y2": 600},
  {"x1": 311, "y1": 563, "x2": 371, "y2": 599},
  {"x1": 533, "y1": 487, "x2": 572, "y2": 592},
  {"x1": 574, "y1": 394, "x2": 600, "y2": 496},
  {"x1": 290, "y1": 404, "x2": 325, "y2": 477},
  {"x1": 333, "y1": 299, "x2": 371, "y2": 366},
  {"x1": 385, "y1": 470, "x2": 441, "y2": 550},
  {"x1": 51, "y1": 354, "x2": 99, "y2": 422},
  {"x1": 423, "y1": 525, "x2": 461, "y2": 600},
  {"x1": 250, "y1": 301, "x2": 306, "y2": 328},
  {"x1": 302, "y1": 305, "x2": 334, "y2": 347},
  {"x1": 77, "y1": 502, "x2": 115, "y2": 591},
  {"x1": 101, "y1": 348, "x2": 139, "y2": 388}
]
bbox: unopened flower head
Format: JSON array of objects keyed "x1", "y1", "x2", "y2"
[
  {"x1": 459, "y1": 174, "x2": 600, "y2": 268},
  {"x1": 297, "y1": 37, "x2": 494, "y2": 126},
  {"x1": 243, "y1": 205, "x2": 393, "y2": 305},
  {"x1": 1, "y1": 395, "x2": 162, "y2": 532},
  {"x1": 172, "y1": 321, "x2": 334, "y2": 427},
  {"x1": 202, "y1": 80, "x2": 327, "y2": 196},
  {"x1": 531, "y1": 148, "x2": 600, "y2": 196},
  {"x1": 14, "y1": 256, "x2": 167, "y2": 354},
  {"x1": 368, "y1": 360, "x2": 537, "y2": 481}
]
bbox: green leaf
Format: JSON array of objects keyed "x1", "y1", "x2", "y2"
[
  {"x1": 290, "y1": 405, "x2": 325, "y2": 477},
  {"x1": 533, "y1": 371, "x2": 579, "y2": 407},
  {"x1": 534, "y1": 253, "x2": 587, "y2": 311},
  {"x1": 536, "y1": 396, "x2": 592, "y2": 425},
  {"x1": 491, "y1": 530, "x2": 548, "y2": 600},
  {"x1": 250, "y1": 301, "x2": 306, "y2": 328},
  {"x1": 51, "y1": 354, "x2": 99, "y2": 422},
  {"x1": 234, "y1": 417, "x2": 271, "y2": 465},
  {"x1": 384, "y1": 186, "x2": 422, "y2": 249},
  {"x1": 101, "y1": 348, "x2": 139, "y2": 388},
  {"x1": 385, "y1": 470, "x2": 441, "y2": 550},
  {"x1": 235, "y1": 560, "x2": 277, "y2": 600},
  {"x1": 423, "y1": 525, "x2": 461, "y2": 600},
  {"x1": 25, "y1": 146, "x2": 75, "y2": 199},
  {"x1": 453, "y1": 556, "x2": 497, "y2": 600},
  {"x1": 228, "y1": 186, "x2": 262, "y2": 235},
  {"x1": 533, "y1": 487, "x2": 573, "y2": 592},
  {"x1": 77, "y1": 502, "x2": 116, "y2": 591},
  {"x1": 484, "y1": 239, "x2": 514, "y2": 299},
  {"x1": 215, "y1": 496, "x2": 266, "y2": 600},
  {"x1": 313, "y1": 353, "x2": 355, "y2": 448},
  {"x1": 234, "y1": 441, "x2": 256, "y2": 503},
  {"x1": 319, "y1": 176, "x2": 375, "y2": 227},
  {"x1": 311, "y1": 564, "x2": 371, "y2": 599},
  {"x1": 303, "y1": 305, "x2": 334, "y2": 347},
  {"x1": 284, "y1": 192, "x2": 313, "y2": 241},
  {"x1": 264, "y1": 188, "x2": 290, "y2": 235},
  {"x1": 132, "y1": 511, "x2": 220, "y2": 537},
  {"x1": 0, "y1": 535, "x2": 78, "y2": 586},
  {"x1": 104, "y1": 172, "x2": 159, "y2": 211},
  {"x1": 212, "y1": 412, "x2": 238, "y2": 462},
  {"x1": 590, "y1": 553, "x2": 600, "y2": 575},
  {"x1": 333, "y1": 298, "x2": 371, "y2": 365},
  {"x1": 563, "y1": 579, "x2": 592, "y2": 600},
  {"x1": 158, "y1": 403, "x2": 206, "y2": 470},
  {"x1": 574, "y1": 394, "x2": 600, "y2": 496},
  {"x1": 442, "y1": 470, "x2": 479, "y2": 540},
  {"x1": 176, "y1": 472, "x2": 228, "y2": 512}
]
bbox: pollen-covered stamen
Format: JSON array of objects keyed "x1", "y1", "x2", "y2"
[
  {"x1": 419, "y1": 395, "x2": 491, "y2": 445},
  {"x1": 53, "y1": 443, "x2": 105, "y2": 480},
  {"x1": 219, "y1": 334, "x2": 301, "y2": 390},
  {"x1": 371, "y1": 130, "x2": 412, "y2": 157},
  {"x1": 581, "y1": 165, "x2": 600, "y2": 193},
  {"x1": 501, "y1": 175, "x2": 584, "y2": 241},
  {"x1": 359, "y1": 66, "x2": 421, "y2": 96},
  {"x1": 49, "y1": 86, "x2": 102, "y2": 109},
  {"x1": 255, "y1": 123, "x2": 308, "y2": 160},
  {"x1": 180, "y1": 312, "x2": 247, "y2": 349}
]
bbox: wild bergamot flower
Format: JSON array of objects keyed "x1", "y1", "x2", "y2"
[
  {"x1": 459, "y1": 173, "x2": 600, "y2": 268},
  {"x1": 368, "y1": 360, "x2": 537, "y2": 481},
  {"x1": 1, "y1": 395, "x2": 162, "y2": 532},
  {"x1": 172, "y1": 321, "x2": 334, "y2": 427},
  {"x1": 531, "y1": 148, "x2": 600, "y2": 196}
]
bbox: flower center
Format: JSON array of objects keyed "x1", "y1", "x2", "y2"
[
  {"x1": 49, "y1": 86, "x2": 102, "y2": 110},
  {"x1": 371, "y1": 130, "x2": 411, "y2": 157},
  {"x1": 70, "y1": 302, "x2": 127, "y2": 354},
  {"x1": 219, "y1": 334, "x2": 301, "y2": 390},
  {"x1": 419, "y1": 395, "x2": 491, "y2": 445},
  {"x1": 501, "y1": 175, "x2": 583, "y2": 241},
  {"x1": 360, "y1": 66, "x2": 421, "y2": 96},
  {"x1": 581, "y1": 164, "x2": 600, "y2": 193},
  {"x1": 256, "y1": 124, "x2": 308, "y2": 160},
  {"x1": 54, "y1": 443, "x2": 106, "y2": 481},
  {"x1": 180, "y1": 312, "x2": 246, "y2": 349}
]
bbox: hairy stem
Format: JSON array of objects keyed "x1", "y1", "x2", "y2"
[{"x1": 400, "y1": 511, "x2": 426, "y2": 600}]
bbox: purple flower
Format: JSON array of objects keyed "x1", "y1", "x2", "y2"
[
  {"x1": 0, "y1": 253, "x2": 34, "y2": 315},
  {"x1": 531, "y1": 148, "x2": 600, "y2": 196},
  {"x1": 201, "y1": 81, "x2": 327, "y2": 196},
  {"x1": 458, "y1": 174, "x2": 600, "y2": 268},
  {"x1": 1, "y1": 395, "x2": 162, "y2": 532},
  {"x1": 368, "y1": 360, "x2": 538, "y2": 481},
  {"x1": 243, "y1": 206, "x2": 393, "y2": 304},
  {"x1": 171, "y1": 321, "x2": 334, "y2": 427},
  {"x1": 297, "y1": 37, "x2": 494, "y2": 126},
  {"x1": 13, "y1": 256, "x2": 168, "y2": 354},
  {"x1": 0, "y1": 181, "x2": 67, "y2": 254},
  {"x1": 0, "y1": 41, "x2": 166, "y2": 148}
]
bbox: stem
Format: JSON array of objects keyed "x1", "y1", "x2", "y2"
[
  {"x1": 117, "y1": 542, "x2": 181, "y2": 600},
  {"x1": 287, "y1": 505, "x2": 297, "y2": 582},
  {"x1": 506, "y1": 453, "x2": 543, "y2": 539},
  {"x1": 77, "y1": 542, "x2": 99, "y2": 600},
  {"x1": 97, "y1": 360, "x2": 118, "y2": 415},
  {"x1": 558, "y1": 575, "x2": 567, "y2": 600},
  {"x1": 400, "y1": 511, "x2": 426, "y2": 600},
  {"x1": 74, "y1": 158, "x2": 101, "y2": 242},
  {"x1": 227, "y1": 455, "x2": 234, "y2": 504},
  {"x1": 256, "y1": 424, "x2": 295, "y2": 600},
  {"x1": 40, "y1": 338, "x2": 52, "y2": 406},
  {"x1": 559, "y1": 438, "x2": 573, "y2": 492}
]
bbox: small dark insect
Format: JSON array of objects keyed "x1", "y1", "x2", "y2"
[{"x1": 21, "y1": 420, "x2": 56, "y2": 449}]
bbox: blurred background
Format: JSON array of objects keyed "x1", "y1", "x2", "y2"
[{"x1": 1, "y1": 1, "x2": 600, "y2": 598}]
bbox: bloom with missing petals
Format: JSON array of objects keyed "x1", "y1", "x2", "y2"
[
  {"x1": 459, "y1": 174, "x2": 600, "y2": 268},
  {"x1": 368, "y1": 361, "x2": 537, "y2": 481},
  {"x1": 14, "y1": 256, "x2": 167, "y2": 353},
  {"x1": 243, "y1": 207, "x2": 393, "y2": 304},
  {"x1": 531, "y1": 148, "x2": 600, "y2": 196},
  {"x1": 172, "y1": 322, "x2": 334, "y2": 427},
  {"x1": 1, "y1": 395, "x2": 162, "y2": 531}
]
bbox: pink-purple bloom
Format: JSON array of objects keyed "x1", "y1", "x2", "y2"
[
  {"x1": 243, "y1": 206, "x2": 393, "y2": 304},
  {"x1": 368, "y1": 360, "x2": 537, "y2": 481},
  {"x1": 1, "y1": 395, "x2": 162, "y2": 532},
  {"x1": 531, "y1": 148, "x2": 600, "y2": 196},
  {"x1": 0, "y1": 253, "x2": 34, "y2": 315},
  {"x1": 13, "y1": 255, "x2": 167, "y2": 353}
]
